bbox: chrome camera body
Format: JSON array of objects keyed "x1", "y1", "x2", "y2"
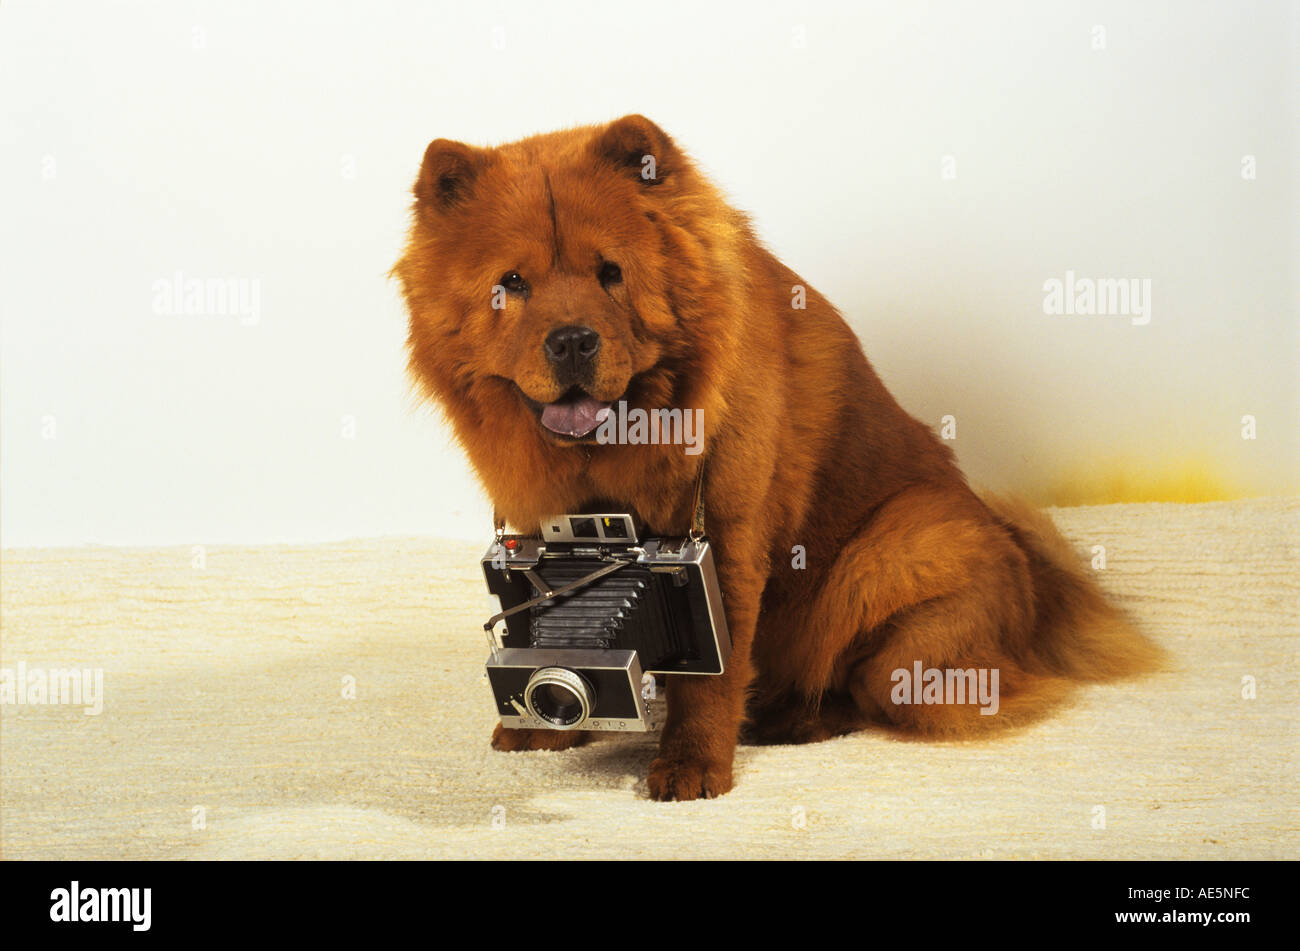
[{"x1": 482, "y1": 514, "x2": 730, "y2": 733}]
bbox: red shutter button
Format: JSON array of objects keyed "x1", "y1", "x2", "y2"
[{"x1": 503, "y1": 538, "x2": 519, "y2": 551}]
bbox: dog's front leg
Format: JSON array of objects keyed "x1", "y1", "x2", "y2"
[{"x1": 647, "y1": 552, "x2": 762, "y2": 801}]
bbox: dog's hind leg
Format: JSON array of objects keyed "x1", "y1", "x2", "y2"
[
  {"x1": 768, "y1": 483, "x2": 1078, "y2": 735},
  {"x1": 774, "y1": 485, "x2": 1024, "y2": 693},
  {"x1": 841, "y1": 597, "x2": 1074, "y2": 738}
]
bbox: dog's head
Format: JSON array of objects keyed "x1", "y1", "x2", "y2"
[{"x1": 395, "y1": 115, "x2": 740, "y2": 455}]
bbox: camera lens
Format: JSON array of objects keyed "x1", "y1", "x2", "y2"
[
  {"x1": 541, "y1": 683, "x2": 581, "y2": 718},
  {"x1": 524, "y1": 667, "x2": 595, "y2": 729}
]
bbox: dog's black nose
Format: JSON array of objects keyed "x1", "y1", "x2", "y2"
[{"x1": 544, "y1": 325, "x2": 601, "y2": 383}]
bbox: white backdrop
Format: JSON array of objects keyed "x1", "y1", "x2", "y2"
[{"x1": 1, "y1": 0, "x2": 1295, "y2": 547}]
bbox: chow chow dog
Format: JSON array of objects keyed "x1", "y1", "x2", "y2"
[{"x1": 394, "y1": 115, "x2": 1162, "y2": 801}]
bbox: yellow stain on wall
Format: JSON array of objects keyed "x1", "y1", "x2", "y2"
[{"x1": 1031, "y1": 457, "x2": 1249, "y2": 507}]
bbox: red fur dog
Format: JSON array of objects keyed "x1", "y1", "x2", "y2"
[{"x1": 394, "y1": 115, "x2": 1162, "y2": 801}]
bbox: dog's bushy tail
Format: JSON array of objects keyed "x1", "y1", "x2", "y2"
[{"x1": 981, "y1": 493, "x2": 1166, "y2": 681}]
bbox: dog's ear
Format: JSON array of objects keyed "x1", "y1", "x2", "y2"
[
  {"x1": 414, "y1": 138, "x2": 486, "y2": 210},
  {"x1": 593, "y1": 114, "x2": 682, "y2": 185}
]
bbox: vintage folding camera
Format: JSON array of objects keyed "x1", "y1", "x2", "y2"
[{"x1": 481, "y1": 514, "x2": 730, "y2": 732}]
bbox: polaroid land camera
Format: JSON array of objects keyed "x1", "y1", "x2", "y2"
[{"x1": 481, "y1": 513, "x2": 731, "y2": 732}]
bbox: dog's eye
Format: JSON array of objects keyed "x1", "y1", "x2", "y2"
[
  {"x1": 499, "y1": 271, "x2": 529, "y2": 295},
  {"x1": 598, "y1": 261, "x2": 622, "y2": 286}
]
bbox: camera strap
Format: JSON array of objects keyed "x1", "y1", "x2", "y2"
[{"x1": 689, "y1": 461, "x2": 706, "y2": 541}]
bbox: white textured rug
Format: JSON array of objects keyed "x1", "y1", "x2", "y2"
[{"x1": 1, "y1": 498, "x2": 1296, "y2": 859}]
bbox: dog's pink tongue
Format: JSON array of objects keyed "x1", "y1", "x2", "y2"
[{"x1": 540, "y1": 395, "x2": 612, "y2": 437}]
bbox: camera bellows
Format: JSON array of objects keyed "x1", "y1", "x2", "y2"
[{"x1": 528, "y1": 561, "x2": 686, "y2": 660}]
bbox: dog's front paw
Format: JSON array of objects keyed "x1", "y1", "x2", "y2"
[
  {"x1": 491, "y1": 722, "x2": 591, "y2": 752},
  {"x1": 647, "y1": 754, "x2": 734, "y2": 801}
]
